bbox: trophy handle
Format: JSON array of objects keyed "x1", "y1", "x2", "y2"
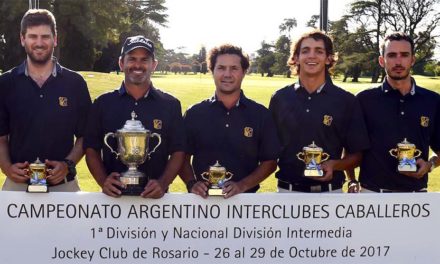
[
  {"x1": 389, "y1": 148, "x2": 399, "y2": 158},
  {"x1": 147, "y1": 133, "x2": 162, "y2": 159},
  {"x1": 296, "y1": 152, "x2": 305, "y2": 162},
  {"x1": 225, "y1": 172, "x2": 234, "y2": 181},
  {"x1": 321, "y1": 152, "x2": 330, "y2": 162},
  {"x1": 201, "y1": 172, "x2": 210, "y2": 181},
  {"x1": 414, "y1": 149, "x2": 422, "y2": 158},
  {"x1": 104, "y1": 132, "x2": 119, "y2": 158}
]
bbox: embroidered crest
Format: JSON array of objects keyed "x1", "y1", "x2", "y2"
[
  {"x1": 153, "y1": 119, "x2": 162, "y2": 129},
  {"x1": 323, "y1": 115, "x2": 333, "y2": 126},
  {"x1": 244, "y1": 127, "x2": 253, "y2": 138},
  {"x1": 420, "y1": 116, "x2": 429, "y2": 127},
  {"x1": 58, "y1": 97, "x2": 68, "y2": 107}
]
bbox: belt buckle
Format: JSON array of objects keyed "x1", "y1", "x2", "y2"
[{"x1": 310, "y1": 185, "x2": 321, "y2": 192}]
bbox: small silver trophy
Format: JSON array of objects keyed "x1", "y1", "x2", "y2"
[{"x1": 104, "y1": 111, "x2": 161, "y2": 195}]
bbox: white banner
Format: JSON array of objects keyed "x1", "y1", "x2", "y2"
[{"x1": 0, "y1": 192, "x2": 438, "y2": 263}]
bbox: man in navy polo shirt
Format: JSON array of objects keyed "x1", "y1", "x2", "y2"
[
  {"x1": 179, "y1": 44, "x2": 280, "y2": 198},
  {"x1": 357, "y1": 32, "x2": 440, "y2": 193},
  {"x1": 269, "y1": 30, "x2": 369, "y2": 193},
  {"x1": 84, "y1": 35, "x2": 185, "y2": 198},
  {"x1": 0, "y1": 9, "x2": 91, "y2": 191}
]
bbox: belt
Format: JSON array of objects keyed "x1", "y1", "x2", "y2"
[
  {"x1": 49, "y1": 173, "x2": 76, "y2": 186},
  {"x1": 278, "y1": 180, "x2": 342, "y2": 193},
  {"x1": 361, "y1": 183, "x2": 427, "y2": 193}
]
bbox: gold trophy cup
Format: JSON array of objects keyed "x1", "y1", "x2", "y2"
[
  {"x1": 104, "y1": 112, "x2": 161, "y2": 195},
  {"x1": 201, "y1": 161, "x2": 233, "y2": 196},
  {"x1": 297, "y1": 141, "x2": 330, "y2": 177},
  {"x1": 26, "y1": 157, "x2": 48, "y2": 193},
  {"x1": 389, "y1": 138, "x2": 421, "y2": 172}
]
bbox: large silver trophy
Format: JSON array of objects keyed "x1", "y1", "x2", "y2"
[{"x1": 104, "y1": 112, "x2": 161, "y2": 195}]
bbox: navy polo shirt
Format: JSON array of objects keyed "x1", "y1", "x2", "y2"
[
  {"x1": 269, "y1": 79, "x2": 370, "y2": 186},
  {"x1": 358, "y1": 78, "x2": 440, "y2": 191},
  {"x1": 184, "y1": 91, "x2": 280, "y2": 193},
  {"x1": 84, "y1": 82, "x2": 185, "y2": 180},
  {"x1": 0, "y1": 60, "x2": 91, "y2": 163}
]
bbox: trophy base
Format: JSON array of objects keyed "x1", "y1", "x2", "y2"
[
  {"x1": 119, "y1": 172, "x2": 148, "y2": 196},
  {"x1": 304, "y1": 169, "x2": 324, "y2": 177},
  {"x1": 208, "y1": 188, "x2": 224, "y2": 196},
  {"x1": 27, "y1": 185, "x2": 48, "y2": 193},
  {"x1": 398, "y1": 165, "x2": 417, "y2": 172}
]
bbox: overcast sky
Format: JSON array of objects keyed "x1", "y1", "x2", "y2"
[{"x1": 160, "y1": 0, "x2": 352, "y2": 55}]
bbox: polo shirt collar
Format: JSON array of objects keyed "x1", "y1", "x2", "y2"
[
  {"x1": 293, "y1": 79, "x2": 329, "y2": 94},
  {"x1": 381, "y1": 77, "x2": 416, "y2": 96},
  {"x1": 118, "y1": 81, "x2": 157, "y2": 99},
  {"x1": 18, "y1": 57, "x2": 61, "y2": 77},
  {"x1": 209, "y1": 89, "x2": 248, "y2": 107}
]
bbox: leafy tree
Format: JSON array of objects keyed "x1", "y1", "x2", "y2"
[
  {"x1": 256, "y1": 41, "x2": 275, "y2": 77},
  {"x1": 0, "y1": 0, "x2": 168, "y2": 71},
  {"x1": 424, "y1": 60, "x2": 440, "y2": 76},
  {"x1": 279, "y1": 18, "x2": 297, "y2": 38},
  {"x1": 306, "y1": 15, "x2": 320, "y2": 28},
  {"x1": 330, "y1": 18, "x2": 378, "y2": 82},
  {"x1": 382, "y1": 0, "x2": 440, "y2": 74},
  {"x1": 198, "y1": 46, "x2": 207, "y2": 74},
  {"x1": 345, "y1": 0, "x2": 387, "y2": 82},
  {"x1": 342, "y1": 0, "x2": 440, "y2": 81},
  {"x1": 0, "y1": 1, "x2": 29, "y2": 71},
  {"x1": 271, "y1": 35, "x2": 291, "y2": 77}
]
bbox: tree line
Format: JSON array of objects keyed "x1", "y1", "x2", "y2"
[
  {"x1": 1, "y1": 0, "x2": 439, "y2": 81},
  {"x1": 0, "y1": 0, "x2": 168, "y2": 72},
  {"x1": 255, "y1": 0, "x2": 440, "y2": 82}
]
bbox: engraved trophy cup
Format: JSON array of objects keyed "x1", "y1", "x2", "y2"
[
  {"x1": 389, "y1": 138, "x2": 421, "y2": 172},
  {"x1": 26, "y1": 157, "x2": 49, "y2": 193},
  {"x1": 104, "y1": 112, "x2": 161, "y2": 195},
  {"x1": 201, "y1": 161, "x2": 233, "y2": 196},
  {"x1": 297, "y1": 141, "x2": 330, "y2": 177}
]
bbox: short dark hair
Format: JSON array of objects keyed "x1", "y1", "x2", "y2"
[
  {"x1": 20, "y1": 9, "x2": 57, "y2": 36},
  {"x1": 381, "y1": 32, "x2": 415, "y2": 56},
  {"x1": 287, "y1": 30, "x2": 336, "y2": 76},
  {"x1": 207, "y1": 44, "x2": 250, "y2": 72}
]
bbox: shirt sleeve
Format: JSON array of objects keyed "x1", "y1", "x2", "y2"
[
  {"x1": 430, "y1": 94, "x2": 440, "y2": 152},
  {"x1": 74, "y1": 76, "x2": 92, "y2": 138},
  {"x1": 83, "y1": 98, "x2": 103, "y2": 151},
  {"x1": 0, "y1": 74, "x2": 10, "y2": 136},
  {"x1": 183, "y1": 108, "x2": 196, "y2": 155},
  {"x1": 167, "y1": 99, "x2": 186, "y2": 154},
  {"x1": 344, "y1": 96, "x2": 370, "y2": 153},
  {"x1": 258, "y1": 109, "x2": 281, "y2": 161}
]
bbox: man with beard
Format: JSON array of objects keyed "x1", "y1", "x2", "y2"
[
  {"x1": 356, "y1": 32, "x2": 440, "y2": 192},
  {"x1": 0, "y1": 9, "x2": 91, "y2": 191},
  {"x1": 84, "y1": 35, "x2": 185, "y2": 198},
  {"x1": 180, "y1": 44, "x2": 279, "y2": 198}
]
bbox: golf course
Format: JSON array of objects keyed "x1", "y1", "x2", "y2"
[{"x1": 1, "y1": 72, "x2": 439, "y2": 192}]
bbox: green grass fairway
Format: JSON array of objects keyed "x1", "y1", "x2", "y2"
[{"x1": 1, "y1": 73, "x2": 439, "y2": 193}]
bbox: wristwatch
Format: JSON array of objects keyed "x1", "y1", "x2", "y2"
[
  {"x1": 63, "y1": 159, "x2": 77, "y2": 176},
  {"x1": 429, "y1": 159, "x2": 436, "y2": 172},
  {"x1": 186, "y1": 179, "x2": 198, "y2": 193}
]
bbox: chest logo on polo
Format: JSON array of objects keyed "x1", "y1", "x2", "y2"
[
  {"x1": 420, "y1": 116, "x2": 429, "y2": 127},
  {"x1": 58, "y1": 97, "x2": 68, "y2": 107},
  {"x1": 323, "y1": 115, "x2": 333, "y2": 126},
  {"x1": 244, "y1": 127, "x2": 253, "y2": 138},
  {"x1": 153, "y1": 119, "x2": 162, "y2": 129}
]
